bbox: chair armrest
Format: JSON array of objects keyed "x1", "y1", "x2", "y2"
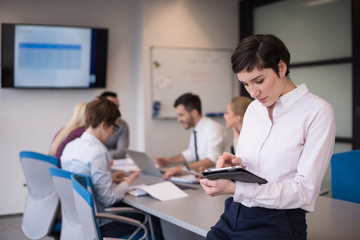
[
  {"x1": 103, "y1": 207, "x2": 155, "y2": 240},
  {"x1": 96, "y1": 213, "x2": 148, "y2": 240},
  {"x1": 96, "y1": 213, "x2": 142, "y2": 226}
]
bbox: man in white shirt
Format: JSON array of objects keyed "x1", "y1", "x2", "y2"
[{"x1": 156, "y1": 93, "x2": 227, "y2": 178}]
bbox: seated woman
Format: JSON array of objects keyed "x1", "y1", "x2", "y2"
[
  {"x1": 49, "y1": 102, "x2": 87, "y2": 166},
  {"x1": 223, "y1": 96, "x2": 252, "y2": 154},
  {"x1": 61, "y1": 98, "x2": 163, "y2": 239}
]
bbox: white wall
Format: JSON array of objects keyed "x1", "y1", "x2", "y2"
[
  {"x1": 140, "y1": 2, "x2": 239, "y2": 238},
  {"x1": 0, "y1": 0, "x2": 143, "y2": 215},
  {"x1": 0, "y1": 0, "x2": 239, "y2": 215},
  {"x1": 142, "y1": 0, "x2": 239, "y2": 158}
]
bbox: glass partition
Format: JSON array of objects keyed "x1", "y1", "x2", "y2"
[{"x1": 254, "y1": 0, "x2": 351, "y2": 63}]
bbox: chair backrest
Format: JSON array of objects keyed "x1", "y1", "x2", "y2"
[
  {"x1": 72, "y1": 174, "x2": 102, "y2": 240},
  {"x1": 19, "y1": 151, "x2": 60, "y2": 239},
  {"x1": 331, "y1": 150, "x2": 360, "y2": 203},
  {"x1": 49, "y1": 168, "x2": 91, "y2": 240}
]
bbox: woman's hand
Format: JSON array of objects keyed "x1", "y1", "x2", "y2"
[
  {"x1": 216, "y1": 152, "x2": 242, "y2": 168},
  {"x1": 112, "y1": 171, "x2": 126, "y2": 184},
  {"x1": 125, "y1": 170, "x2": 142, "y2": 185},
  {"x1": 200, "y1": 178, "x2": 236, "y2": 197}
]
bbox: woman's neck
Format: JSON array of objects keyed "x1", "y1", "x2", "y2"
[
  {"x1": 281, "y1": 76, "x2": 296, "y2": 96},
  {"x1": 234, "y1": 122, "x2": 243, "y2": 133}
]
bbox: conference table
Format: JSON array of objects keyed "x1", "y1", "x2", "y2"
[{"x1": 124, "y1": 173, "x2": 360, "y2": 240}]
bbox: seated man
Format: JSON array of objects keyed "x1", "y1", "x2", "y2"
[
  {"x1": 156, "y1": 92, "x2": 227, "y2": 178},
  {"x1": 99, "y1": 91, "x2": 130, "y2": 160},
  {"x1": 61, "y1": 98, "x2": 163, "y2": 239}
]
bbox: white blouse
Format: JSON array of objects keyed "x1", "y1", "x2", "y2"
[{"x1": 234, "y1": 84, "x2": 336, "y2": 212}]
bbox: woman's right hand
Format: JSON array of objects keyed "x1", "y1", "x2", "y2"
[
  {"x1": 200, "y1": 178, "x2": 236, "y2": 196},
  {"x1": 216, "y1": 152, "x2": 242, "y2": 168}
]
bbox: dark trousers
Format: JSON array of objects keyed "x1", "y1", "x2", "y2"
[
  {"x1": 100, "y1": 201, "x2": 165, "y2": 240},
  {"x1": 206, "y1": 197, "x2": 307, "y2": 240}
]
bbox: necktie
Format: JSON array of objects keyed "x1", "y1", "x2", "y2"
[{"x1": 194, "y1": 130, "x2": 199, "y2": 161}]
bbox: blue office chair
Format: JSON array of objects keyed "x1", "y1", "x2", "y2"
[
  {"x1": 49, "y1": 168, "x2": 91, "y2": 240},
  {"x1": 19, "y1": 151, "x2": 61, "y2": 239},
  {"x1": 71, "y1": 174, "x2": 150, "y2": 240},
  {"x1": 331, "y1": 150, "x2": 360, "y2": 203}
]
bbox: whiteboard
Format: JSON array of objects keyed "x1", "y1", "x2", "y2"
[{"x1": 151, "y1": 47, "x2": 234, "y2": 118}]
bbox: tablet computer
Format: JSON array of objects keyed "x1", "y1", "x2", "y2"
[{"x1": 202, "y1": 166, "x2": 267, "y2": 184}]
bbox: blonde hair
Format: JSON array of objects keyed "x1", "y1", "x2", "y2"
[
  {"x1": 49, "y1": 102, "x2": 87, "y2": 156},
  {"x1": 230, "y1": 96, "x2": 252, "y2": 117}
]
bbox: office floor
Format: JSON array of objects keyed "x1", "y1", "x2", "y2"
[
  {"x1": 0, "y1": 214, "x2": 204, "y2": 240},
  {"x1": 0, "y1": 214, "x2": 53, "y2": 240}
]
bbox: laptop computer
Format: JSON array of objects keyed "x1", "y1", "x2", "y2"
[
  {"x1": 125, "y1": 149, "x2": 200, "y2": 185},
  {"x1": 125, "y1": 149, "x2": 163, "y2": 177}
]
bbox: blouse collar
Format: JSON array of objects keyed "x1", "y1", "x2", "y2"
[{"x1": 278, "y1": 83, "x2": 309, "y2": 109}]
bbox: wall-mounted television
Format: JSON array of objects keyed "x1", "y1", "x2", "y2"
[{"x1": 1, "y1": 23, "x2": 108, "y2": 88}]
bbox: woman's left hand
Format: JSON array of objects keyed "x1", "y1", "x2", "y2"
[{"x1": 200, "y1": 178, "x2": 236, "y2": 197}]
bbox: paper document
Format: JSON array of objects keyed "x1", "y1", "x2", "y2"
[
  {"x1": 128, "y1": 181, "x2": 188, "y2": 201},
  {"x1": 112, "y1": 158, "x2": 139, "y2": 172}
]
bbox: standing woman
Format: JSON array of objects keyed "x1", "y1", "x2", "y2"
[
  {"x1": 223, "y1": 96, "x2": 252, "y2": 154},
  {"x1": 200, "y1": 34, "x2": 336, "y2": 239}
]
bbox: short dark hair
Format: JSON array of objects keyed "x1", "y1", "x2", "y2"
[
  {"x1": 86, "y1": 98, "x2": 121, "y2": 128},
  {"x1": 99, "y1": 91, "x2": 117, "y2": 98},
  {"x1": 231, "y1": 34, "x2": 290, "y2": 77},
  {"x1": 173, "y1": 93, "x2": 202, "y2": 114}
]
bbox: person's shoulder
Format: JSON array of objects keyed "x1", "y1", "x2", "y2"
[
  {"x1": 118, "y1": 118, "x2": 128, "y2": 125},
  {"x1": 117, "y1": 118, "x2": 129, "y2": 130},
  {"x1": 60, "y1": 136, "x2": 83, "y2": 159},
  {"x1": 72, "y1": 126, "x2": 86, "y2": 133},
  {"x1": 203, "y1": 116, "x2": 224, "y2": 130},
  {"x1": 301, "y1": 92, "x2": 333, "y2": 111},
  {"x1": 75, "y1": 136, "x2": 106, "y2": 159},
  {"x1": 202, "y1": 116, "x2": 217, "y2": 124},
  {"x1": 73, "y1": 132, "x2": 101, "y2": 148},
  {"x1": 66, "y1": 127, "x2": 86, "y2": 139},
  {"x1": 65, "y1": 135, "x2": 83, "y2": 147},
  {"x1": 243, "y1": 99, "x2": 263, "y2": 115}
]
